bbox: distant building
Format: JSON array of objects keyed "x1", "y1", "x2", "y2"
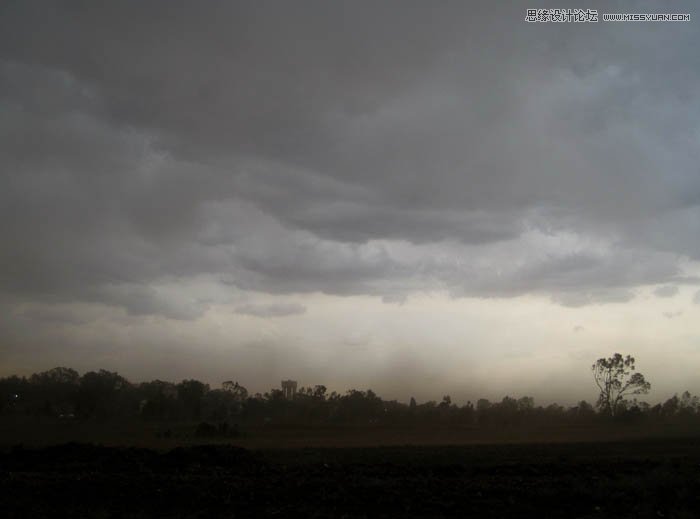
[{"x1": 281, "y1": 380, "x2": 298, "y2": 399}]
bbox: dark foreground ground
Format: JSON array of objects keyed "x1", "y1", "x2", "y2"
[{"x1": 2, "y1": 438, "x2": 700, "y2": 518}]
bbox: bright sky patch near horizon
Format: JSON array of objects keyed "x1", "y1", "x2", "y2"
[{"x1": 1, "y1": 1, "x2": 699, "y2": 405}]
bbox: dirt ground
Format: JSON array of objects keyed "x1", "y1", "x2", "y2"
[{"x1": 2, "y1": 438, "x2": 700, "y2": 518}]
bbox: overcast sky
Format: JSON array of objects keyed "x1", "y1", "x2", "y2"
[{"x1": 1, "y1": 1, "x2": 699, "y2": 404}]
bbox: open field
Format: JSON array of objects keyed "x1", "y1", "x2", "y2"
[
  {"x1": 2, "y1": 433, "x2": 700, "y2": 518},
  {"x1": 4, "y1": 417, "x2": 700, "y2": 449}
]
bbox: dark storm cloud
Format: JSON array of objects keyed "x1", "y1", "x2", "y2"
[{"x1": 1, "y1": 1, "x2": 699, "y2": 317}]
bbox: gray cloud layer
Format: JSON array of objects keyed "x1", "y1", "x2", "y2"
[
  {"x1": 1, "y1": 1, "x2": 699, "y2": 318},
  {"x1": 235, "y1": 303, "x2": 307, "y2": 318},
  {"x1": 654, "y1": 285, "x2": 679, "y2": 298}
]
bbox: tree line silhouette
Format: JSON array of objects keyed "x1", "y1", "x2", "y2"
[{"x1": 1, "y1": 357, "x2": 698, "y2": 429}]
